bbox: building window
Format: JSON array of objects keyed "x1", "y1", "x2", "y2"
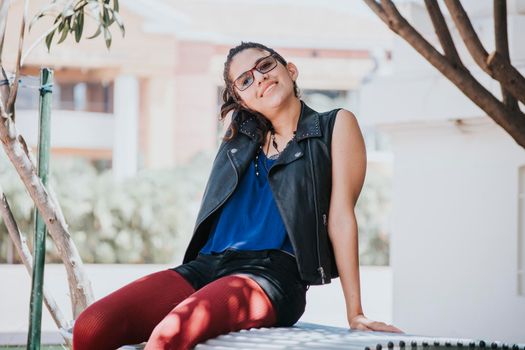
[
  {"x1": 57, "y1": 81, "x2": 114, "y2": 113},
  {"x1": 16, "y1": 77, "x2": 114, "y2": 113},
  {"x1": 73, "y1": 82, "x2": 87, "y2": 110}
]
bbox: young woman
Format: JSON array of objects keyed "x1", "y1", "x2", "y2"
[{"x1": 72, "y1": 42, "x2": 403, "y2": 350}]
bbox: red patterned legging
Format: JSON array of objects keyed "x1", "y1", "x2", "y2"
[{"x1": 72, "y1": 269, "x2": 276, "y2": 350}]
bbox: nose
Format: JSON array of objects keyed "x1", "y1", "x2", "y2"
[{"x1": 253, "y1": 70, "x2": 269, "y2": 84}]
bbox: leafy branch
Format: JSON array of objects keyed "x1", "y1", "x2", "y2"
[{"x1": 30, "y1": 0, "x2": 125, "y2": 50}]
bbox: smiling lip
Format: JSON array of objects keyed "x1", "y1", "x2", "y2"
[{"x1": 261, "y1": 82, "x2": 277, "y2": 97}]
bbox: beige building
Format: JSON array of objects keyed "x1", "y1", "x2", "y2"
[{"x1": 4, "y1": 0, "x2": 392, "y2": 179}]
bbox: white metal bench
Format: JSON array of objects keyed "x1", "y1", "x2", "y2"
[{"x1": 60, "y1": 321, "x2": 525, "y2": 349}]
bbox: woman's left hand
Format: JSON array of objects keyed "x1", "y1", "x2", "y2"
[{"x1": 349, "y1": 314, "x2": 405, "y2": 333}]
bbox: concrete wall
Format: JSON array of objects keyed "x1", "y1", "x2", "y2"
[{"x1": 381, "y1": 118, "x2": 525, "y2": 343}]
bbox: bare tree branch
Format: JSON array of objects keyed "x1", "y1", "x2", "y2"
[
  {"x1": 444, "y1": 0, "x2": 525, "y2": 104},
  {"x1": 0, "y1": 0, "x2": 9, "y2": 59},
  {"x1": 6, "y1": 0, "x2": 29, "y2": 116},
  {"x1": 0, "y1": 99, "x2": 94, "y2": 318},
  {"x1": 0, "y1": 1, "x2": 127, "y2": 326},
  {"x1": 494, "y1": 0, "x2": 510, "y2": 60},
  {"x1": 0, "y1": 185, "x2": 71, "y2": 347},
  {"x1": 424, "y1": 0, "x2": 463, "y2": 68},
  {"x1": 21, "y1": 21, "x2": 61, "y2": 67},
  {"x1": 365, "y1": 0, "x2": 525, "y2": 148},
  {"x1": 0, "y1": 0, "x2": 10, "y2": 108},
  {"x1": 493, "y1": 0, "x2": 519, "y2": 111},
  {"x1": 0, "y1": 0, "x2": 9, "y2": 62},
  {"x1": 443, "y1": 0, "x2": 488, "y2": 61},
  {"x1": 363, "y1": 0, "x2": 389, "y2": 23}
]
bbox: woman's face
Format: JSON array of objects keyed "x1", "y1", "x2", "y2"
[{"x1": 228, "y1": 48, "x2": 298, "y2": 115}]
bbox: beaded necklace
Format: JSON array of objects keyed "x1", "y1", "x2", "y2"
[{"x1": 254, "y1": 128, "x2": 297, "y2": 177}]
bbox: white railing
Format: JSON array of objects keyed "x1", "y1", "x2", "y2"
[{"x1": 16, "y1": 109, "x2": 115, "y2": 150}]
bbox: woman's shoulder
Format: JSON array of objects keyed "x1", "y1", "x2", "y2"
[
  {"x1": 331, "y1": 108, "x2": 364, "y2": 154},
  {"x1": 334, "y1": 108, "x2": 357, "y2": 122},
  {"x1": 316, "y1": 106, "x2": 357, "y2": 125},
  {"x1": 333, "y1": 108, "x2": 361, "y2": 135},
  {"x1": 316, "y1": 107, "x2": 359, "y2": 140}
]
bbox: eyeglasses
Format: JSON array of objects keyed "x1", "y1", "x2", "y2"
[{"x1": 233, "y1": 54, "x2": 278, "y2": 91}]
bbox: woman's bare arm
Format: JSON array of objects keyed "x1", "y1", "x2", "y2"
[{"x1": 328, "y1": 109, "x2": 403, "y2": 333}]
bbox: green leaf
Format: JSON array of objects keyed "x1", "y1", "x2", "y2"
[
  {"x1": 57, "y1": 20, "x2": 70, "y2": 44},
  {"x1": 102, "y1": 6, "x2": 110, "y2": 24},
  {"x1": 112, "y1": 11, "x2": 125, "y2": 37},
  {"x1": 45, "y1": 29, "x2": 55, "y2": 51},
  {"x1": 108, "y1": 14, "x2": 115, "y2": 26},
  {"x1": 73, "y1": 0, "x2": 88, "y2": 12},
  {"x1": 58, "y1": 20, "x2": 65, "y2": 33},
  {"x1": 75, "y1": 10, "x2": 84, "y2": 42},
  {"x1": 69, "y1": 15, "x2": 75, "y2": 33},
  {"x1": 35, "y1": 0, "x2": 124, "y2": 48},
  {"x1": 53, "y1": 13, "x2": 63, "y2": 24},
  {"x1": 103, "y1": 26, "x2": 112, "y2": 49},
  {"x1": 29, "y1": 11, "x2": 45, "y2": 31}
]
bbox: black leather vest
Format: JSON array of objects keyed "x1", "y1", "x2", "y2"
[{"x1": 182, "y1": 100, "x2": 341, "y2": 285}]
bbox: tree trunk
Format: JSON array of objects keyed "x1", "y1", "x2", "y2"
[
  {"x1": 0, "y1": 187, "x2": 73, "y2": 347},
  {"x1": 0, "y1": 102, "x2": 94, "y2": 318}
]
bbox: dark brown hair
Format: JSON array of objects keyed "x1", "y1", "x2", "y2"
[{"x1": 220, "y1": 42, "x2": 300, "y2": 143}]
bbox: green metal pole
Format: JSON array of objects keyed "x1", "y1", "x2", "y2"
[{"x1": 27, "y1": 68, "x2": 53, "y2": 350}]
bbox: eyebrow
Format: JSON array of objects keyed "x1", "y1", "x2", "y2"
[{"x1": 234, "y1": 54, "x2": 271, "y2": 82}]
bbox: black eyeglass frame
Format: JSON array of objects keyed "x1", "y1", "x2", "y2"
[{"x1": 233, "y1": 53, "x2": 278, "y2": 91}]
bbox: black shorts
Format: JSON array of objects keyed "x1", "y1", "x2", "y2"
[{"x1": 170, "y1": 248, "x2": 309, "y2": 327}]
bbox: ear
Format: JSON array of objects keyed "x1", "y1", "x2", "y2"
[{"x1": 286, "y1": 62, "x2": 299, "y2": 82}]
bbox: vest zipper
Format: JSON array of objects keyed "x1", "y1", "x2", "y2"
[{"x1": 308, "y1": 140, "x2": 326, "y2": 284}]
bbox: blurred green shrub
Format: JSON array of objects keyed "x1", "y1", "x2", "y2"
[
  {"x1": 0, "y1": 152, "x2": 211, "y2": 264},
  {"x1": 355, "y1": 163, "x2": 392, "y2": 266}
]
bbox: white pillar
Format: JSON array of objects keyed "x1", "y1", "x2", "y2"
[
  {"x1": 145, "y1": 77, "x2": 177, "y2": 169},
  {"x1": 113, "y1": 75, "x2": 139, "y2": 180}
]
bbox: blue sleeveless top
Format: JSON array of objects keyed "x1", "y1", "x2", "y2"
[{"x1": 200, "y1": 149, "x2": 294, "y2": 255}]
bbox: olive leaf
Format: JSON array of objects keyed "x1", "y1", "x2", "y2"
[
  {"x1": 103, "y1": 26, "x2": 111, "y2": 49},
  {"x1": 44, "y1": 29, "x2": 56, "y2": 51},
  {"x1": 57, "y1": 18, "x2": 70, "y2": 44},
  {"x1": 74, "y1": 9, "x2": 84, "y2": 42},
  {"x1": 30, "y1": 0, "x2": 124, "y2": 50}
]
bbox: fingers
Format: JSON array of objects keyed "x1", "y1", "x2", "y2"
[
  {"x1": 389, "y1": 325, "x2": 405, "y2": 333},
  {"x1": 369, "y1": 322, "x2": 405, "y2": 333},
  {"x1": 352, "y1": 324, "x2": 373, "y2": 331},
  {"x1": 349, "y1": 316, "x2": 404, "y2": 334}
]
